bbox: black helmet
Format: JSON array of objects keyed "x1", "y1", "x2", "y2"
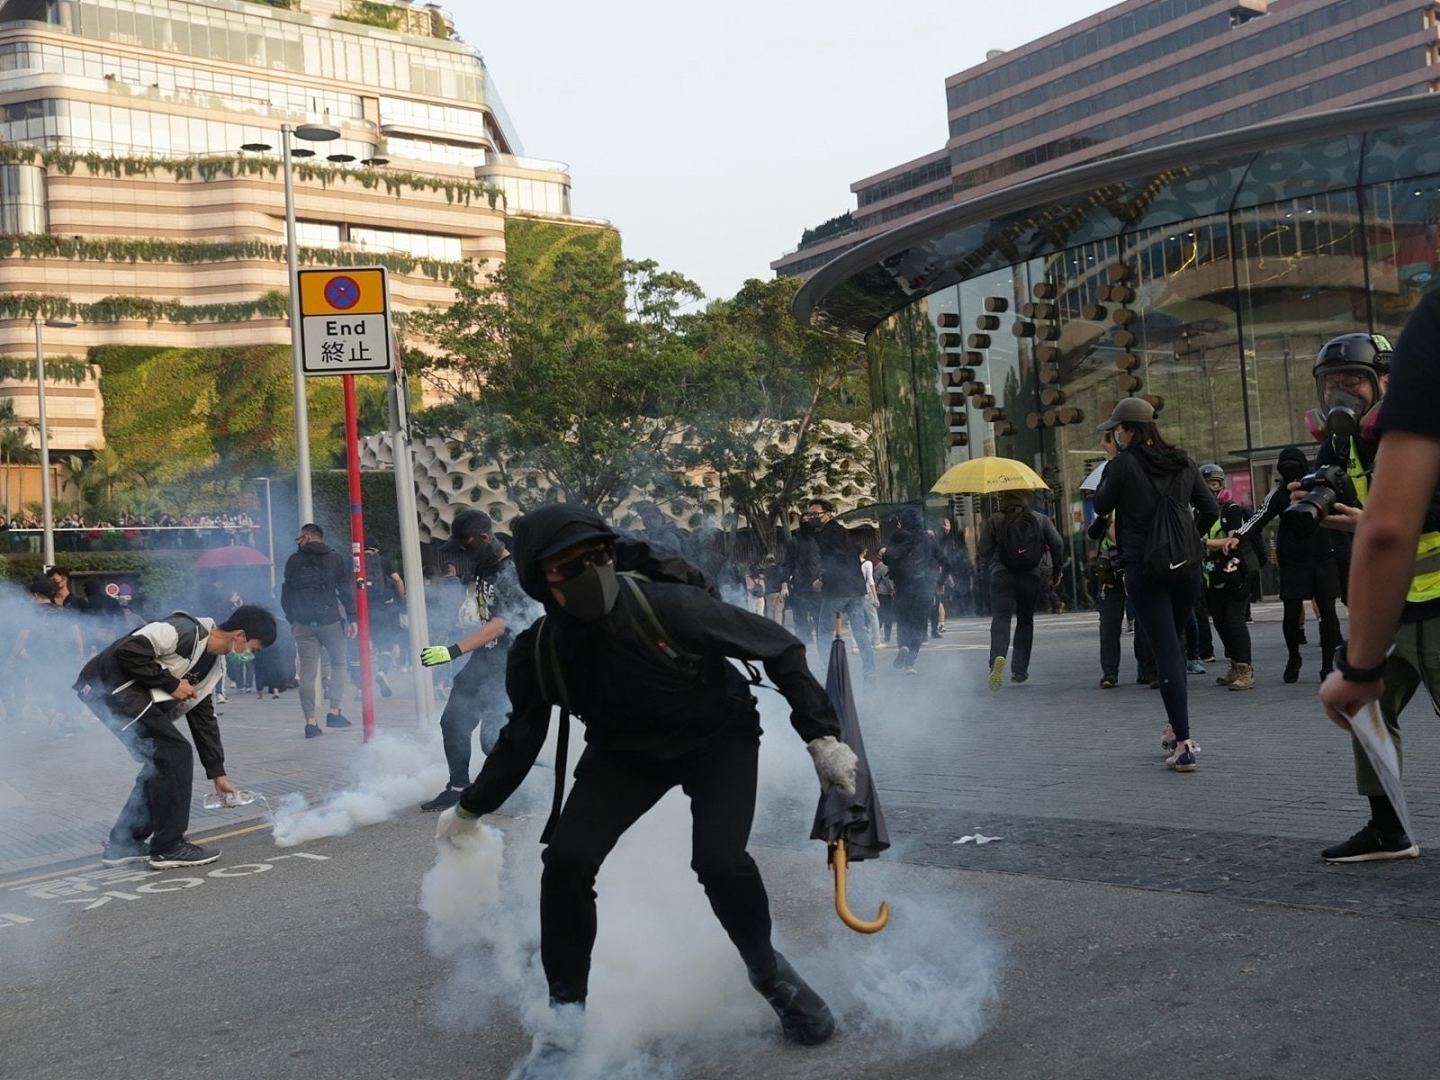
[
  {"x1": 1199, "y1": 463, "x2": 1225, "y2": 483},
  {"x1": 1311, "y1": 332, "x2": 1393, "y2": 439}
]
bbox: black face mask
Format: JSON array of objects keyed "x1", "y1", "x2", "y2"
[
  {"x1": 466, "y1": 536, "x2": 505, "y2": 568},
  {"x1": 554, "y1": 562, "x2": 620, "y2": 621}
]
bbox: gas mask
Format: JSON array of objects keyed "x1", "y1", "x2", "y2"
[
  {"x1": 550, "y1": 547, "x2": 619, "y2": 622},
  {"x1": 1308, "y1": 334, "x2": 1390, "y2": 443}
]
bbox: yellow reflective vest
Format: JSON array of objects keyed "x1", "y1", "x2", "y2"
[{"x1": 1347, "y1": 441, "x2": 1440, "y2": 605}]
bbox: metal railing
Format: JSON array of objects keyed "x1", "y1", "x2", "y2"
[{"x1": 1, "y1": 524, "x2": 260, "y2": 555}]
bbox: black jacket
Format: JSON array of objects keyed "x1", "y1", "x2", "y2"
[
  {"x1": 812, "y1": 519, "x2": 865, "y2": 597},
  {"x1": 458, "y1": 505, "x2": 840, "y2": 818},
  {"x1": 977, "y1": 506, "x2": 1067, "y2": 577},
  {"x1": 281, "y1": 541, "x2": 356, "y2": 626},
  {"x1": 1093, "y1": 443, "x2": 1219, "y2": 562},
  {"x1": 74, "y1": 612, "x2": 226, "y2": 778},
  {"x1": 883, "y1": 511, "x2": 940, "y2": 602}
]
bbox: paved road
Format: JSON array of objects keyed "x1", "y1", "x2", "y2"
[{"x1": 6, "y1": 602, "x2": 1440, "y2": 1077}]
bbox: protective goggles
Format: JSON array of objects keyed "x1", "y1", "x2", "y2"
[{"x1": 546, "y1": 546, "x2": 614, "y2": 582}]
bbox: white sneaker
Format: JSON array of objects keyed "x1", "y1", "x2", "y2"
[
  {"x1": 1164, "y1": 739, "x2": 1200, "y2": 772},
  {"x1": 507, "y1": 1003, "x2": 584, "y2": 1080}
]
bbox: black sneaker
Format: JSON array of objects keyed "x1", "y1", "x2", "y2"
[
  {"x1": 148, "y1": 841, "x2": 220, "y2": 869},
  {"x1": 376, "y1": 671, "x2": 393, "y2": 698},
  {"x1": 101, "y1": 841, "x2": 149, "y2": 867},
  {"x1": 305, "y1": 723, "x2": 323, "y2": 739},
  {"x1": 420, "y1": 787, "x2": 463, "y2": 813},
  {"x1": 1283, "y1": 655, "x2": 1302, "y2": 684},
  {"x1": 749, "y1": 951, "x2": 835, "y2": 1046},
  {"x1": 325, "y1": 712, "x2": 353, "y2": 729},
  {"x1": 1100, "y1": 677, "x2": 1117, "y2": 689},
  {"x1": 1321, "y1": 823, "x2": 1420, "y2": 863},
  {"x1": 1011, "y1": 672, "x2": 1028, "y2": 684}
]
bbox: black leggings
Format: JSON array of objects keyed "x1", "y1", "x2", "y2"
[
  {"x1": 1127, "y1": 565, "x2": 1200, "y2": 742},
  {"x1": 438, "y1": 653, "x2": 505, "y2": 788},
  {"x1": 1284, "y1": 597, "x2": 1339, "y2": 674},
  {"x1": 540, "y1": 734, "x2": 775, "y2": 1004}
]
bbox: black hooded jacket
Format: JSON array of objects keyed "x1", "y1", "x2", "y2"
[
  {"x1": 1093, "y1": 442, "x2": 1219, "y2": 563},
  {"x1": 281, "y1": 540, "x2": 355, "y2": 626},
  {"x1": 882, "y1": 508, "x2": 940, "y2": 603},
  {"x1": 457, "y1": 504, "x2": 841, "y2": 819},
  {"x1": 1234, "y1": 446, "x2": 1335, "y2": 566}
]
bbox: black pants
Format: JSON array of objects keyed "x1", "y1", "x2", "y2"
[
  {"x1": 894, "y1": 590, "x2": 929, "y2": 664},
  {"x1": 1099, "y1": 582, "x2": 1151, "y2": 681},
  {"x1": 1193, "y1": 593, "x2": 1215, "y2": 659},
  {"x1": 1284, "y1": 597, "x2": 1340, "y2": 674},
  {"x1": 1127, "y1": 564, "x2": 1200, "y2": 742},
  {"x1": 1207, "y1": 586, "x2": 1251, "y2": 665},
  {"x1": 989, "y1": 569, "x2": 1040, "y2": 677},
  {"x1": 540, "y1": 734, "x2": 775, "y2": 1004},
  {"x1": 877, "y1": 595, "x2": 894, "y2": 640},
  {"x1": 84, "y1": 696, "x2": 193, "y2": 854},
  {"x1": 438, "y1": 652, "x2": 506, "y2": 788}
]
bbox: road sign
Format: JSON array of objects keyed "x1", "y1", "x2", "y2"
[
  {"x1": 104, "y1": 582, "x2": 120, "y2": 598},
  {"x1": 296, "y1": 267, "x2": 393, "y2": 377}
]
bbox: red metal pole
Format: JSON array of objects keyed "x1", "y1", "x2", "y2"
[{"x1": 343, "y1": 373, "x2": 377, "y2": 742}]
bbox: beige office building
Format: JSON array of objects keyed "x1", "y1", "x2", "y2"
[{"x1": 0, "y1": 0, "x2": 593, "y2": 466}]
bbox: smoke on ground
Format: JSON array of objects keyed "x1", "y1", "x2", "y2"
[{"x1": 416, "y1": 664, "x2": 1003, "y2": 1076}]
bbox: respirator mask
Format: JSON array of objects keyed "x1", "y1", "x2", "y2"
[
  {"x1": 1306, "y1": 334, "x2": 1391, "y2": 443},
  {"x1": 550, "y1": 546, "x2": 619, "y2": 622}
]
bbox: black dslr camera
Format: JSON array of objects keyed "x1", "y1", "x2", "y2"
[{"x1": 1283, "y1": 464, "x2": 1358, "y2": 536}]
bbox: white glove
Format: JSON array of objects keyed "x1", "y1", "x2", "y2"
[
  {"x1": 807, "y1": 736, "x2": 858, "y2": 795},
  {"x1": 435, "y1": 805, "x2": 480, "y2": 845}
]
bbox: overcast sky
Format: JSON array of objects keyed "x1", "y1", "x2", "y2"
[{"x1": 450, "y1": 0, "x2": 1114, "y2": 300}]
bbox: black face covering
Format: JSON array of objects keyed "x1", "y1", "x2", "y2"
[
  {"x1": 468, "y1": 535, "x2": 505, "y2": 568},
  {"x1": 554, "y1": 563, "x2": 619, "y2": 621}
]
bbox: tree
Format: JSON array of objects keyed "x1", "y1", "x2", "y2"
[
  {"x1": 408, "y1": 245, "x2": 713, "y2": 515},
  {"x1": 0, "y1": 399, "x2": 37, "y2": 514},
  {"x1": 684, "y1": 277, "x2": 869, "y2": 549}
]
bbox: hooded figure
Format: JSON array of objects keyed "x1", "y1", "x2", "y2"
[
  {"x1": 434, "y1": 504, "x2": 859, "y2": 1077},
  {"x1": 418, "y1": 509, "x2": 529, "y2": 811},
  {"x1": 1232, "y1": 446, "x2": 1343, "y2": 683},
  {"x1": 883, "y1": 507, "x2": 940, "y2": 673}
]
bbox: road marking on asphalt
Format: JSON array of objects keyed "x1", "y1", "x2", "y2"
[{"x1": 0, "y1": 822, "x2": 276, "y2": 890}]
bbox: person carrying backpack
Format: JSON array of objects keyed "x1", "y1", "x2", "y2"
[
  {"x1": 433, "y1": 504, "x2": 858, "y2": 1076},
  {"x1": 1093, "y1": 398, "x2": 1219, "y2": 772},
  {"x1": 977, "y1": 491, "x2": 1066, "y2": 691},
  {"x1": 280, "y1": 523, "x2": 356, "y2": 739}
]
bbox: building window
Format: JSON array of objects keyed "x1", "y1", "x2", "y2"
[{"x1": 0, "y1": 164, "x2": 47, "y2": 234}]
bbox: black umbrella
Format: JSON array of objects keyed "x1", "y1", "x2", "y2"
[{"x1": 811, "y1": 615, "x2": 891, "y2": 934}]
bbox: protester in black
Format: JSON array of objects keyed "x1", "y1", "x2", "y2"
[
  {"x1": 435, "y1": 504, "x2": 856, "y2": 1075},
  {"x1": 418, "y1": 510, "x2": 529, "y2": 812},
  {"x1": 1198, "y1": 465, "x2": 1255, "y2": 691},
  {"x1": 806, "y1": 498, "x2": 876, "y2": 679},
  {"x1": 883, "y1": 508, "x2": 941, "y2": 673},
  {"x1": 280, "y1": 522, "x2": 356, "y2": 737},
  {"x1": 977, "y1": 492, "x2": 1066, "y2": 690},
  {"x1": 1093, "y1": 398, "x2": 1218, "y2": 771},
  {"x1": 783, "y1": 516, "x2": 822, "y2": 651},
  {"x1": 1232, "y1": 446, "x2": 1342, "y2": 684},
  {"x1": 75, "y1": 605, "x2": 276, "y2": 869}
]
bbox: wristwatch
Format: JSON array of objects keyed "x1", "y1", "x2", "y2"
[{"x1": 1334, "y1": 642, "x2": 1386, "y2": 684}]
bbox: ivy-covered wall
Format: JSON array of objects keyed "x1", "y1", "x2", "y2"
[{"x1": 503, "y1": 217, "x2": 622, "y2": 281}]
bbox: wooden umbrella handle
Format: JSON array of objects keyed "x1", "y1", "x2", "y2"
[
  {"x1": 830, "y1": 841, "x2": 890, "y2": 934},
  {"x1": 834, "y1": 614, "x2": 844, "y2": 640}
]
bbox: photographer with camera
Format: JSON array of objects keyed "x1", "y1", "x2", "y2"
[
  {"x1": 1295, "y1": 329, "x2": 1440, "y2": 862},
  {"x1": 1227, "y1": 447, "x2": 1342, "y2": 684}
]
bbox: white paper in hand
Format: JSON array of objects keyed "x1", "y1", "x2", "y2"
[{"x1": 1346, "y1": 701, "x2": 1414, "y2": 839}]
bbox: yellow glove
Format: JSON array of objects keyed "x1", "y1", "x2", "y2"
[{"x1": 421, "y1": 644, "x2": 462, "y2": 667}]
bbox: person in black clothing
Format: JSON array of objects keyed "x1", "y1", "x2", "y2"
[
  {"x1": 1198, "y1": 464, "x2": 1255, "y2": 691},
  {"x1": 1231, "y1": 446, "x2": 1342, "y2": 684},
  {"x1": 280, "y1": 523, "x2": 356, "y2": 738},
  {"x1": 783, "y1": 516, "x2": 822, "y2": 650},
  {"x1": 805, "y1": 498, "x2": 875, "y2": 679},
  {"x1": 435, "y1": 504, "x2": 856, "y2": 1076},
  {"x1": 977, "y1": 492, "x2": 1066, "y2": 690},
  {"x1": 74, "y1": 605, "x2": 276, "y2": 869},
  {"x1": 417, "y1": 509, "x2": 529, "y2": 812},
  {"x1": 1093, "y1": 398, "x2": 1218, "y2": 772},
  {"x1": 883, "y1": 508, "x2": 940, "y2": 673}
]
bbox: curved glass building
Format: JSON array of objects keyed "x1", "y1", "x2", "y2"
[{"x1": 795, "y1": 96, "x2": 1440, "y2": 560}]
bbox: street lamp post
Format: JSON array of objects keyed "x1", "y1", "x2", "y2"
[
  {"x1": 241, "y1": 121, "x2": 341, "y2": 529},
  {"x1": 254, "y1": 476, "x2": 276, "y2": 595},
  {"x1": 33, "y1": 315, "x2": 76, "y2": 566}
]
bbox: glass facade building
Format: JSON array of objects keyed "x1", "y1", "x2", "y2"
[
  {"x1": 794, "y1": 96, "x2": 1440, "y2": 587},
  {"x1": 774, "y1": 0, "x2": 1437, "y2": 279}
]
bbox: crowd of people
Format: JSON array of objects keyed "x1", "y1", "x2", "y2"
[{"x1": 0, "y1": 511, "x2": 260, "y2": 553}]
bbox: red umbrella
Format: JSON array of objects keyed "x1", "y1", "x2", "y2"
[{"x1": 192, "y1": 546, "x2": 270, "y2": 570}]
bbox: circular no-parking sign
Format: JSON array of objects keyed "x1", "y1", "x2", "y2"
[
  {"x1": 104, "y1": 582, "x2": 120, "y2": 598},
  {"x1": 324, "y1": 275, "x2": 361, "y2": 310}
]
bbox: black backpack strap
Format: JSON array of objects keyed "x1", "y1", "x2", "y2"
[
  {"x1": 619, "y1": 573, "x2": 699, "y2": 670},
  {"x1": 531, "y1": 615, "x2": 570, "y2": 712},
  {"x1": 539, "y1": 707, "x2": 570, "y2": 845}
]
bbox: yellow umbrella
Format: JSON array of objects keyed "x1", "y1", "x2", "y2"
[{"x1": 931, "y1": 456, "x2": 1048, "y2": 495}]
